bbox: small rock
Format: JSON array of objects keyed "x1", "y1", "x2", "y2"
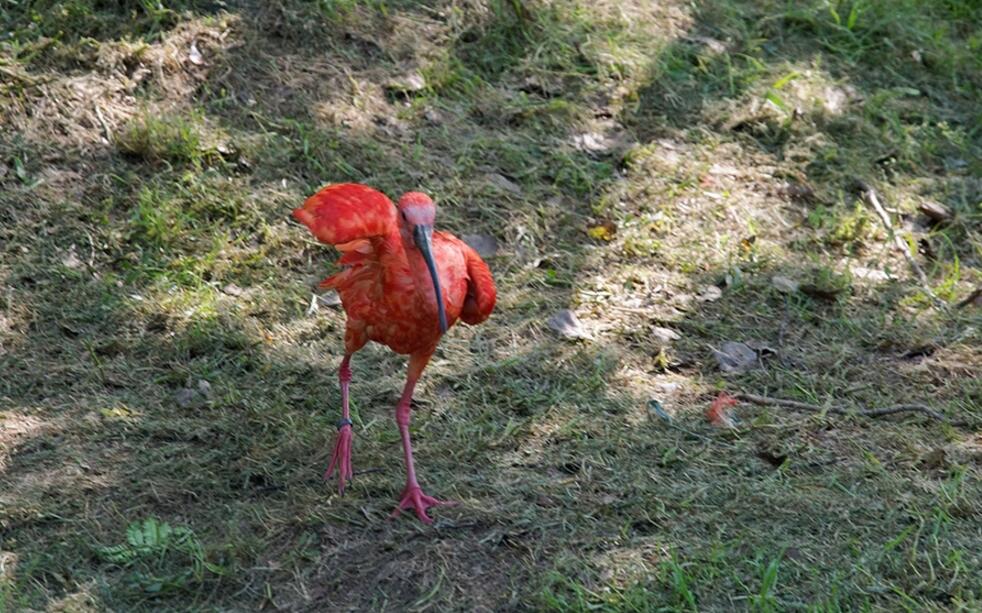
[
  {"x1": 651, "y1": 326, "x2": 681, "y2": 343},
  {"x1": 850, "y1": 267, "x2": 890, "y2": 282},
  {"x1": 919, "y1": 201, "x2": 952, "y2": 224},
  {"x1": 799, "y1": 284, "x2": 843, "y2": 301},
  {"x1": 222, "y1": 283, "x2": 244, "y2": 297},
  {"x1": 821, "y1": 85, "x2": 853, "y2": 114},
  {"x1": 572, "y1": 132, "x2": 609, "y2": 153},
  {"x1": 709, "y1": 163, "x2": 741, "y2": 177},
  {"x1": 385, "y1": 72, "x2": 426, "y2": 93},
  {"x1": 486, "y1": 173, "x2": 522, "y2": 195},
  {"x1": 462, "y1": 234, "x2": 499, "y2": 258},
  {"x1": 684, "y1": 35, "x2": 727, "y2": 54},
  {"x1": 174, "y1": 388, "x2": 197, "y2": 408},
  {"x1": 61, "y1": 246, "x2": 82, "y2": 269},
  {"x1": 920, "y1": 448, "x2": 948, "y2": 470},
  {"x1": 697, "y1": 285, "x2": 723, "y2": 302},
  {"x1": 197, "y1": 379, "x2": 212, "y2": 397},
  {"x1": 713, "y1": 341, "x2": 758, "y2": 374},
  {"x1": 423, "y1": 107, "x2": 444, "y2": 124},
  {"x1": 780, "y1": 182, "x2": 816, "y2": 202},
  {"x1": 318, "y1": 291, "x2": 342, "y2": 307},
  {"x1": 547, "y1": 309, "x2": 590, "y2": 340},
  {"x1": 771, "y1": 275, "x2": 799, "y2": 293}
]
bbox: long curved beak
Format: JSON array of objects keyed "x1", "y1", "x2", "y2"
[{"x1": 413, "y1": 225, "x2": 448, "y2": 334}]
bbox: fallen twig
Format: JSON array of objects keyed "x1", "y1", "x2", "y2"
[
  {"x1": 93, "y1": 103, "x2": 113, "y2": 142},
  {"x1": 0, "y1": 63, "x2": 40, "y2": 86},
  {"x1": 857, "y1": 181, "x2": 947, "y2": 309},
  {"x1": 956, "y1": 287, "x2": 981, "y2": 309},
  {"x1": 735, "y1": 392, "x2": 947, "y2": 422}
]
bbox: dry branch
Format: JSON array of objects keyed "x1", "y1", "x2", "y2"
[
  {"x1": 956, "y1": 287, "x2": 981, "y2": 309},
  {"x1": 735, "y1": 392, "x2": 947, "y2": 422},
  {"x1": 856, "y1": 181, "x2": 947, "y2": 309}
]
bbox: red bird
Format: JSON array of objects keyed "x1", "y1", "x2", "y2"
[{"x1": 293, "y1": 183, "x2": 496, "y2": 523}]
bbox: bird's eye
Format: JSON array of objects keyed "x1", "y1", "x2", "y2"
[{"x1": 400, "y1": 211, "x2": 407, "y2": 221}]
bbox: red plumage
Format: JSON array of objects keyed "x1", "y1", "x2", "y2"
[{"x1": 293, "y1": 182, "x2": 496, "y2": 523}]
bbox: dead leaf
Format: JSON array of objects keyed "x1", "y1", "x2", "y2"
[
  {"x1": 188, "y1": 40, "x2": 204, "y2": 65},
  {"x1": 462, "y1": 234, "x2": 499, "y2": 258},
  {"x1": 713, "y1": 341, "x2": 758, "y2": 373},
  {"x1": 739, "y1": 236, "x2": 756, "y2": 254},
  {"x1": 547, "y1": 309, "x2": 589, "y2": 340},
  {"x1": 706, "y1": 392, "x2": 739, "y2": 428},
  {"x1": 307, "y1": 291, "x2": 341, "y2": 316},
  {"x1": 771, "y1": 275, "x2": 799, "y2": 293},
  {"x1": 745, "y1": 340, "x2": 777, "y2": 357},
  {"x1": 586, "y1": 220, "x2": 617, "y2": 241}
]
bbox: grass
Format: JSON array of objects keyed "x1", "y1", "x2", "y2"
[{"x1": 1, "y1": 0, "x2": 981, "y2": 610}]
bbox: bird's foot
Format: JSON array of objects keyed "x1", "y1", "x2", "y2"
[
  {"x1": 390, "y1": 484, "x2": 456, "y2": 524},
  {"x1": 323, "y1": 422, "x2": 353, "y2": 494}
]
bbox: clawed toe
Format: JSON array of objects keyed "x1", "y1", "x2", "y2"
[
  {"x1": 390, "y1": 485, "x2": 455, "y2": 524},
  {"x1": 324, "y1": 424, "x2": 354, "y2": 494}
]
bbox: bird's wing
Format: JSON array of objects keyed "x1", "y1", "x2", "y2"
[
  {"x1": 293, "y1": 183, "x2": 398, "y2": 246},
  {"x1": 294, "y1": 183, "x2": 400, "y2": 293},
  {"x1": 439, "y1": 234, "x2": 496, "y2": 325}
]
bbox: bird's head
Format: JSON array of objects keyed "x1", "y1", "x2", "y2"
[{"x1": 397, "y1": 191, "x2": 447, "y2": 335}]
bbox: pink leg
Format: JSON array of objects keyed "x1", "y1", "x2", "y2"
[
  {"x1": 390, "y1": 354, "x2": 455, "y2": 524},
  {"x1": 324, "y1": 354, "x2": 354, "y2": 493}
]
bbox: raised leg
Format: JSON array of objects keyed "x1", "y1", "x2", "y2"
[
  {"x1": 390, "y1": 352, "x2": 455, "y2": 524},
  {"x1": 324, "y1": 353, "x2": 354, "y2": 493}
]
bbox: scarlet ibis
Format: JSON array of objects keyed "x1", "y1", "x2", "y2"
[{"x1": 293, "y1": 183, "x2": 496, "y2": 523}]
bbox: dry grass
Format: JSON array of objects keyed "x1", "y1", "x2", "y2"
[{"x1": 1, "y1": 0, "x2": 981, "y2": 610}]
